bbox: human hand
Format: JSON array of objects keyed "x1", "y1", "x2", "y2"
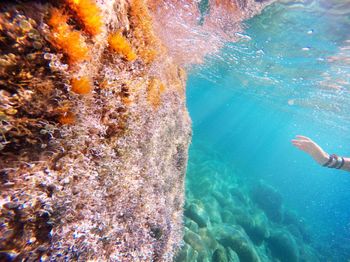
[{"x1": 291, "y1": 135, "x2": 329, "y2": 165}]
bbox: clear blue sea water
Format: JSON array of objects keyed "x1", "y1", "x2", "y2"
[{"x1": 185, "y1": 1, "x2": 350, "y2": 261}]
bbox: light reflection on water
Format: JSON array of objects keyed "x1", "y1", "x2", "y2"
[{"x1": 190, "y1": 0, "x2": 350, "y2": 134}]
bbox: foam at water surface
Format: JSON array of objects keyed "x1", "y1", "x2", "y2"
[{"x1": 148, "y1": 0, "x2": 272, "y2": 66}]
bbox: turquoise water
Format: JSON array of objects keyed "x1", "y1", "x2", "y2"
[{"x1": 181, "y1": 1, "x2": 350, "y2": 261}]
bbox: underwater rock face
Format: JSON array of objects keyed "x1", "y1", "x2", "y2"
[{"x1": 0, "y1": 0, "x2": 191, "y2": 260}]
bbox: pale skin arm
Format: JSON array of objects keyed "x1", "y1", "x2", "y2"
[{"x1": 291, "y1": 135, "x2": 350, "y2": 172}]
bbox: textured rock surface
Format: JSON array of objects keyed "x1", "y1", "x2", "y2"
[
  {"x1": 0, "y1": 0, "x2": 190, "y2": 260},
  {"x1": 0, "y1": 0, "x2": 272, "y2": 261}
]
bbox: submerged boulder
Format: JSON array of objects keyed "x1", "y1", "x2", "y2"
[
  {"x1": 184, "y1": 227, "x2": 210, "y2": 259},
  {"x1": 283, "y1": 210, "x2": 311, "y2": 242},
  {"x1": 227, "y1": 247, "x2": 241, "y2": 262},
  {"x1": 185, "y1": 217, "x2": 200, "y2": 233},
  {"x1": 199, "y1": 227, "x2": 219, "y2": 251},
  {"x1": 213, "y1": 224, "x2": 261, "y2": 262},
  {"x1": 283, "y1": 210, "x2": 300, "y2": 226},
  {"x1": 212, "y1": 247, "x2": 229, "y2": 262},
  {"x1": 221, "y1": 210, "x2": 236, "y2": 224},
  {"x1": 224, "y1": 207, "x2": 269, "y2": 246},
  {"x1": 174, "y1": 243, "x2": 199, "y2": 262},
  {"x1": 267, "y1": 229, "x2": 300, "y2": 262},
  {"x1": 185, "y1": 200, "x2": 210, "y2": 228},
  {"x1": 229, "y1": 187, "x2": 249, "y2": 206},
  {"x1": 212, "y1": 191, "x2": 234, "y2": 208},
  {"x1": 204, "y1": 197, "x2": 223, "y2": 225},
  {"x1": 247, "y1": 211, "x2": 270, "y2": 246},
  {"x1": 251, "y1": 181, "x2": 283, "y2": 222}
]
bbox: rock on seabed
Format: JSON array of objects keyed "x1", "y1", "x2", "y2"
[{"x1": 0, "y1": 0, "x2": 271, "y2": 261}]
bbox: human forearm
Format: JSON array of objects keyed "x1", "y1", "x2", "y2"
[
  {"x1": 321, "y1": 154, "x2": 350, "y2": 172},
  {"x1": 292, "y1": 135, "x2": 350, "y2": 173},
  {"x1": 340, "y1": 157, "x2": 350, "y2": 172}
]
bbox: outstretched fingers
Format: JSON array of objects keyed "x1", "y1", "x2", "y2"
[
  {"x1": 291, "y1": 137, "x2": 312, "y2": 151},
  {"x1": 295, "y1": 135, "x2": 312, "y2": 141},
  {"x1": 291, "y1": 140, "x2": 306, "y2": 150},
  {"x1": 291, "y1": 135, "x2": 328, "y2": 165}
]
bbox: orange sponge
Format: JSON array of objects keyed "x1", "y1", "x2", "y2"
[
  {"x1": 48, "y1": 8, "x2": 89, "y2": 64},
  {"x1": 129, "y1": 0, "x2": 160, "y2": 64},
  {"x1": 59, "y1": 112, "x2": 76, "y2": 125},
  {"x1": 66, "y1": 0, "x2": 103, "y2": 36},
  {"x1": 108, "y1": 32, "x2": 137, "y2": 61},
  {"x1": 71, "y1": 77, "x2": 93, "y2": 94}
]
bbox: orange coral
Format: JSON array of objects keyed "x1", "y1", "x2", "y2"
[
  {"x1": 66, "y1": 0, "x2": 103, "y2": 36},
  {"x1": 48, "y1": 8, "x2": 89, "y2": 64},
  {"x1": 58, "y1": 111, "x2": 76, "y2": 125},
  {"x1": 71, "y1": 76, "x2": 93, "y2": 94},
  {"x1": 147, "y1": 78, "x2": 165, "y2": 109},
  {"x1": 108, "y1": 32, "x2": 137, "y2": 61}
]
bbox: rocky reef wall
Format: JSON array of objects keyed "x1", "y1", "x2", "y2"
[
  {"x1": 0, "y1": 0, "x2": 191, "y2": 260},
  {"x1": 0, "y1": 0, "x2": 271, "y2": 261}
]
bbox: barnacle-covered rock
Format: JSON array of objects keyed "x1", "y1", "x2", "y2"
[{"x1": 0, "y1": 0, "x2": 190, "y2": 260}]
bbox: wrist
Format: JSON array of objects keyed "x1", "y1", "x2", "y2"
[
  {"x1": 319, "y1": 153, "x2": 330, "y2": 165},
  {"x1": 322, "y1": 154, "x2": 345, "y2": 169}
]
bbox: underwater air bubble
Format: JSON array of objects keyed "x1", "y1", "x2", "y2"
[{"x1": 43, "y1": 53, "x2": 53, "y2": 60}]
